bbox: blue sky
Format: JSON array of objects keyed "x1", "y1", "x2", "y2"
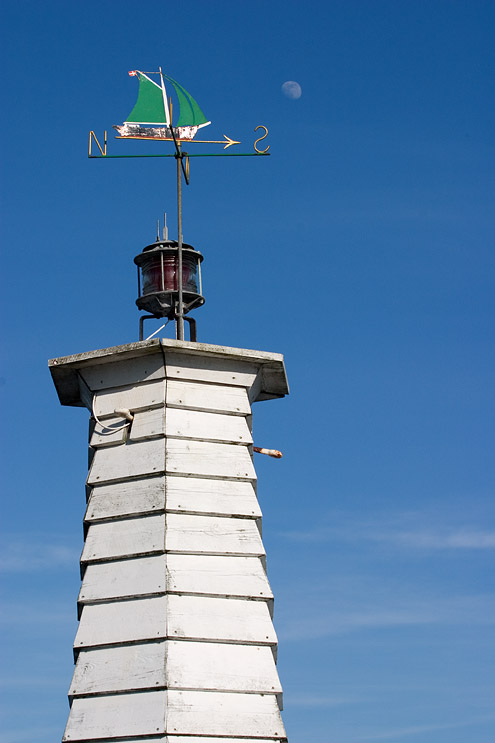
[{"x1": 1, "y1": 1, "x2": 494, "y2": 741}]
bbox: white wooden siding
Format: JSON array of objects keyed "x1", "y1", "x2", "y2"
[
  {"x1": 167, "y1": 595, "x2": 277, "y2": 645},
  {"x1": 166, "y1": 379, "x2": 251, "y2": 415},
  {"x1": 165, "y1": 407, "x2": 252, "y2": 444},
  {"x1": 88, "y1": 439, "x2": 165, "y2": 485},
  {"x1": 167, "y1": 738, "x2": 279, "y2": 743},
  {"x1": 78, "y1": 555, "x2": 166, "y2": 603},
  {"x1": 80, "y1": 354, "x2": 165, "y2": 391},
  {"x1": 166, "y1": 640, "x2": 282, "y2": 694},
  {"x1": 165, "y1": 513, "x2": 264, "y2": 556},
  {"x1": 165, "y1": 554, "x2": 272, "y2": 600},
  {"x1": 63, "y1": 690, "x2": 166, "y2": 741},
  {"x1": 165, "y1": 475, "x2": 261, "y2": 518},
  {"x1": 81, "y1": 515, "x2": 165, "y2": 563},
  {"x1": 166, "y1": 439, "x2": 256, "y2": 480},
  {"x1": 166, "y1": 690, "x2": 285, "y2": 738},
  {"x1": 165, "y1": 351, "x2": 259, "y2": 388},
  {"x1": 90, "y1": 417, "x2": 127, "y2": 448},
  {"x1": 85, "y1": 477, "x2": 165, "y2": 521},
  {"x1": 69, "y1": 642, "x2": 166, "y2": 696},
  {"x1": 74, "y1": 596, "x2": 167, "y2": 648},
  {"x1": 129, "y1": 408, "x2": 166, "y2": 441},
  {"x1": 93, "y1": 379, "x2": 165, "y2": 419}
]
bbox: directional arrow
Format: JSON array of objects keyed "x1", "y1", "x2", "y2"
[
  {"x1": 115, "y1": 133, "x2": 241, "y2": 149},
  {"x1": 191, "y1": 134, "x2": 241, "y2": 149}
]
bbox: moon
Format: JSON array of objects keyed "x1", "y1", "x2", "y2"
[{"x1": 282, "y1": 81, "x2": 302, "y2": 100}]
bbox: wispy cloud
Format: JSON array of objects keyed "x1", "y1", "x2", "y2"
[
  {"x1": 277, "y1": 590, "x2": 495, "y2": 641},
  {"x1": 0, "y1": 535, "x2": 79, "y2": 572},
  {"x1": 278, "y1": 512, "x2": 495, "y2": 551},
  {"x1": 386, "y1": 527, "x2": 495, "y2": 549},
  {"x1": 358, "y1": 716, "x2": 495, "y2": 740}
]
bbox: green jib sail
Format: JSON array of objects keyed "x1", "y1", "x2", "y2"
[
  {"x1": 164, "y1": 74, "x2": 209, "y2": 127},
  {"x1": 126, "y1": 73, "x2": 167, "y2": 124}
]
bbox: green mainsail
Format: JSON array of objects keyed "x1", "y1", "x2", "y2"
[
  {"x1": 126, "y1": 73, "x2": 167, "y2": 124},
  {"x1": 125, "y1": 71, "x2": 209, "y2": 128}
]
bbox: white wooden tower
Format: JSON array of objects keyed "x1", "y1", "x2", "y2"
[{"x1": 50, "y1": 337, "x2": 289, "y2": 742}]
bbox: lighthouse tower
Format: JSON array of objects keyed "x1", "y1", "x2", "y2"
[
  {"x1": 49, "y1": 299, "x2": 289, "y2": 743},
  {"x1": 51, "y1": 68, "x2": 288, "y2": 742}
]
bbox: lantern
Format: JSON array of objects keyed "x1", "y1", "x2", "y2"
[{"x1": 134, "y1": 238, "x2": 204, "y2": 319}]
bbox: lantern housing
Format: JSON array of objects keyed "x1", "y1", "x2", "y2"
[{"x1": 134, "y1": 238, "x2": 204, "y2": 319}]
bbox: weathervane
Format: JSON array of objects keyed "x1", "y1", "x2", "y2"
[{"x1": 89, "y1": 68, "x2": 270, "y2": 342}]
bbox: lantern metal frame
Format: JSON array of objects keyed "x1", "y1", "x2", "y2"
[{"x1": 134, "y1": 239, "x2": 204, "y2": 325}]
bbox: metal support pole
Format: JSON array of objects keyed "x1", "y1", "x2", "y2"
[{"x1": 176, "y1": 143, "x2": 184, "y2": 341}]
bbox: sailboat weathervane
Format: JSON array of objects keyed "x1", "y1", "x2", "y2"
[
  {"x1": 88, "y1": 67, "x2": 270, "y2": 343},
  {"x1": 89, "y1": 67, "x2": 269, "y2": 156}
]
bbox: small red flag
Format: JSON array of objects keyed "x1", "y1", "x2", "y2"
[{"x1": 128, "y1": 70, "x2": 137, "y2": 77}]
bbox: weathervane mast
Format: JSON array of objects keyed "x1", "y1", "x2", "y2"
[{"x1": 89, "y1": 67, "x2": 270, "y2": 342}]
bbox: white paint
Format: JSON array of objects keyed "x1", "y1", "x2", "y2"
[
  {"x1": 166, "y1": 640, "x2": 282, "y2": 693},
  {"x1": 167, "y1": 595, "x2": 277, "y2": 645},
  {"x1": 166, "y1": 439, "x2": 256, "y2": 480},
  {"x1": 165, "y1": 475, "x2": 261, "y2": 518},
  {"x1": 166, "y1": 689, "x2": 284, "y2": 738},
  {"x1": 74, "y1": 596, "x2": 167, "y2": 648},
  {"x1": 166, "y1": 379, "x2": 251, "y2": 415},
  {"x1": 85, "y1": 477, "x2": 165, "y2": 521},
  {"x1": 63, "y1": 690, "x2": 166, "y2": 740},
  {"x1": 79, "y1": 555, "x2": 166, "y2": 603},
  {"x1": 166, "y1": 554, "x2": 272, "y2": 599},
  {"x1": 88, "y1": 438, "x2": 165, "y2": 484},
  {"x1": 90, "y1": 417, "x2": 127, "y2": 448},
  {"x1": 129, "y1": 407, "x2": 166, "y2": 441},
  {"x1": 165, "y1": 350, "x2": 259, "y2": 388},
  {"x1": 81, "y1": 514, "x2": 165, "y2": 563},
  {"x1": 94, "y1": 379, "x2": 165, "y2": 419},
  {"x1": 167, "y1": 739, "x2": 278, "y2": 743},
  {"x1": 80, "y1": 354, "x2": 165, "y2": 391},
  {"x1": 69, "y1": 641, "x2": 166, "y2": 696},
  {"x1": 165, "y1": 513, "x2": 264, "y2": 556},
  {"x1": 165, "y1": 407, "x2": 252, "y2": 444}
]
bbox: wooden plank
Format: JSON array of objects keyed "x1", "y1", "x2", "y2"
[
  {"x1": 166, "y1": 439, "x2": 256, "y2": 481},
  {"x1": 167, "y1": 739, "x2": 279, "y2": 743},
  {"x1": 85, "y1": 477, "x2": 165, "y2": 521},
  {"x1": 165, "y1": 554, "x2": 273, "y2": 600},
  {"x1": 89, "y1": 417, "x2": 128, "y2": 448},
  {"x1": 165, "y1": 475, "x2": 261, "y2": 518},
  {"x1": 74, "y1": 596, "x2": 167, "y2": 648},
  {"x1": 165, "y1": 408, "x2": 252, "y2": 445},
  {"x1": 80, "y1": 354, "x2": 165, "y2": 391},
  {"x1": 94, "y1": 379, "x2": 165, "y2": 419},
  {"x1": 165, "y1": 513, "x2": 265, "y2": 557},
  {"x1": 88, "y1": 439, "x2": 165, "y2": 485},
  {"x1": 81, "y1": 515, "x2": 165, "y2": 563},
  {"x1": 165, "y1": 350, "x2": 260, "y2": 388},
  {"x1": 69, "y1": 642, "x2": 166, "y2": 696},
  {"x1": 167, "y1": 595, "x2": 277, "y2": 645},
  {"x1": 166, "y1": 640, "x2": 282, "y2": 694},
  {"x1": 78, "y1": 555, "x2": 166, "y2": 603},
  {"x1": 166, "y1": 379, "x2": 251, "y2": 415},
  {"x1": 63, "y1": 690, "x2": 166, "y2": 741},
  {"x1": 129, "y1": 408, "x2": 166, "y2": 441},
  {"x1": 166, "y1": 690, "x2": 285, "y2": 738}
]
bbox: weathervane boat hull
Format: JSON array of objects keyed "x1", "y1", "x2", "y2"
[{"x1": 113, "y1": 123, "x2": 200, "y2": 141}]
